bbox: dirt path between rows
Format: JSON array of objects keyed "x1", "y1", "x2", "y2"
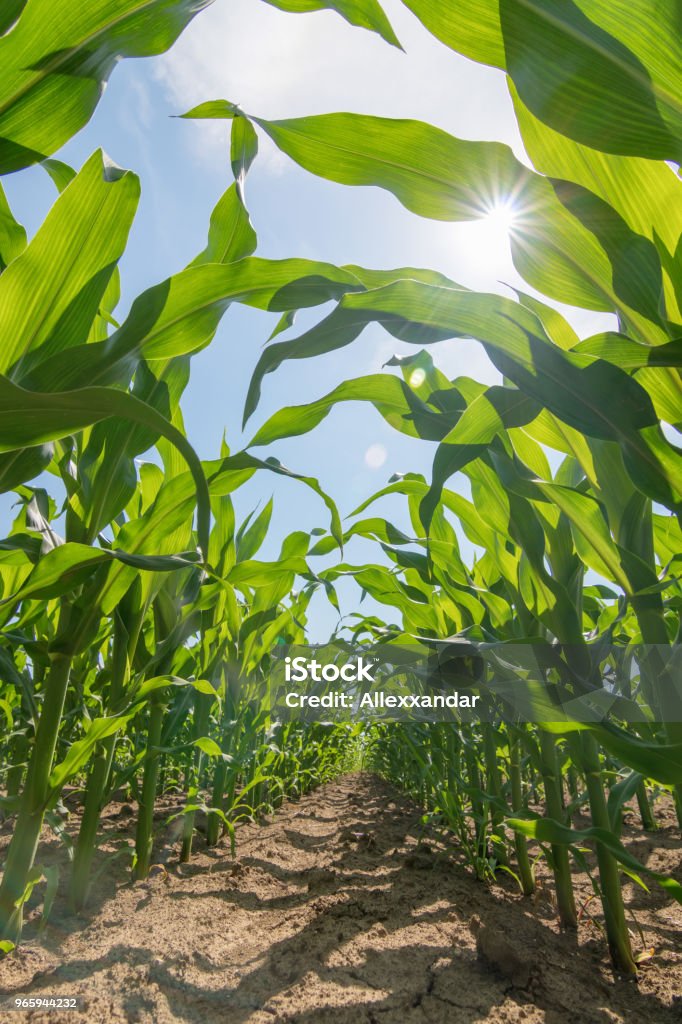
[{"x1": 1, "y1": 772, "x2": 680, "y2": 1023}]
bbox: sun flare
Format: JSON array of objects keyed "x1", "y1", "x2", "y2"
[
  {"x1": 459, "y1": 199, "x2": 518, "y2": 274},
  {"x1": 483, "y1": 199, "x2": 518, "y2": 234}
]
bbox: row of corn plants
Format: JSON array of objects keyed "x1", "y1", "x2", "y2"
[
  {"x1": 1, "y1": 0, "x2": 681, "y2": 982},
  {"x1": 192, "y1": 1, "x2": 681, "y2": 979},
  {"x1": 0, "y1": 0, "x2": 391, "y2": 944}
]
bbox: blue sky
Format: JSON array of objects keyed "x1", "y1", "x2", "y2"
[{"x1": 3, "y1": 0, "x2": 613, "y2": 638}]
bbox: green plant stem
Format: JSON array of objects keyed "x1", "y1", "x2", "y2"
[
  {"x1": 69, "y1": 746, "x2": 110, "y2": 912},
  {"x1": 0, "y1": 623, "x2": 73, "y2": 942},
  {"x1": 6, "y1": 663, "x2": 41, "y2": 804},
  {"x1": 483, "y1": 722, "x2": 508, "y2": 866},
  {"x1": 134, "y1": 695, "x2": 165, "y2": 880},
  {"x1": 566, "y1": 764, "x2": 579, "y2": 802},
  {"x1": 635, "y1": 782, "x2": 657, "y2": 832},
  {"x1": 207, "y1": 758, "x2": 227, "y2": 847},
  {"x1": 464, "y1": 743, "x2": 487, "y2": 862},
  {"x1": 69, "y1": 610, "x2": 143, "y2": 911},
  {"x1": 579, "y1": 732, "x2": 637, "y2": 976},
  {"x1": 632, "y1": 604, "x2": 682, "y2": 828},
  {"x1": 538, "y1": 730, "x2": 577, "y2": 929},
  {"x1": 509, "y1": 729, "x2": 535, "y2": 896},
  {"x1": 180, "y1": 689, "x2": 213, "y2": 862}
]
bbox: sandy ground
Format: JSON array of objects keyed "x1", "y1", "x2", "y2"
[{"x1": 0, "y1": 772, "x2": 680, "y2": 1023}]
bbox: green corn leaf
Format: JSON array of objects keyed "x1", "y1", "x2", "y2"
[
  {"x1": 0, "y1": 445, "x2": 53, "y2": 494},
  {"x1": 0, "y1": 182, "x2": 26, "y2": 271},
  {"x1": 244, "y1": 269, "x2": 458, "y2": 424},
  {"x1": 228, "y1": 556, "x2": 309, "y2": 588},
  {"x1": 0, "y1": 374, "x2": 210, "y2": 558},
  {"x1": 268, "y1": 310, "x2": 297, "y2": 341},
  {"x1": 0, "y1": 0, "x2": 27, "y2": 35},
  {"x1": 188, "y1": 116, "x2": 259, "y2": 269},
  {"x1": 25, "y1": 258, "x2": 368, "y2": 393},
  {"x1": 511, "y1": 479, "x2": 634, "y2": 595},
  {"x1": 512, "y1": 289, "x2": 580, "y2": 352},
  {"x1": 499, "y1": 0, "x2": 682, "y2": 162},
  {"x1": 0, "y1": 151, "x2": 139, "y2": 382},
  {"x1": 40, "y1": 157, "x2": 77, "y2": 193},
  {"x1": 537, "y1": 719, "x2": 682, "y2": 786},
  {"x1": 69, "y1": 359, "x2": 191, "y2": 542},
  {"x1": 539, "y1": 178, "x2": 667, "y2": 330},
  {"x1": 193, "y1": 736, "x2": 223, "y2": 757},
  {"x1": 261, "y1": 0, "x2": 400, "y2": 47},
  {"x1": 439, "y1": 387, "x2": 540, "y2": 446},
  {"x1": 587, "y1": 440, "x2": 655, "y2": 565},
  {"x1": 236, "y1": 498, "x2": 274, "y2": 562},
  {"x1": 507, "y1": 815, "x2": 682, "y2": 905},
  {"x1": 510, "y1": 82, "x2": 682, "y2": 322},
  {"x1": 180, "y1": 99, "x2": 241, "y2": 120},
  {"x1": 222, "y1": 108, "x2": 673, "y2": 327},
  {"x1": 130, "y1": 675, "x2": 217, "y2": 705},
  {"x1": 250, "y1": 277, "x2": 682, "y2": 513},
  {"x1": 207, "y1": 451, "x2": 342, "y2": 548},
  {"x1": 252, "y1": 110, "x2": 527, "y2": 222},
  {"x1": 607, "y1": 771, "x2": 644, "y2": 835},
  {"x1": 403, "y1": 0, "x2": 682, "y2": 161},
  {"x1": 0, "y1": 0, "x2": 216, "y2": 173},
  {"x1": 230, "y1": 114, "x2": 258, "y2": 191},
  {"x1": 188, "y1": 185, "x2": 257, "y2": 267},
  {"x1": 574, "y1": 335, "x2": 682, "y2": 369},
  {"x1": 321, "y1": 283, "x2": 682, "y2": 512},
  {"x1": 2, "y1": 542, "x2": 200, "y2": 603},
  {"x1": 103, "y1": 472, "x2": 202, "y2": 613},
  {"x1": 249, "y1": 373, "x2": 445, "y2": 448},
  {"x1": 398, "y1": 0, "x2": 503, "y2": 67},
  {"x1": 47, "y1": 714, "x2": 134, "y2": 797}
]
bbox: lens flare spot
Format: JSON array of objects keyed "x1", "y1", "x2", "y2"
[
  {"x1": 409, "y1": 368, "x2": 426, "y2": 388},
  {"x1": 364, "y1": 443, "x2": 387, "y2": 469}
]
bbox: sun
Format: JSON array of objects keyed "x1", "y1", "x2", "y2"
[
  {"x1": 483, "y1": 200, "x2": 518, "y2": 234},
  {"x1": 458, "y1": 199, "x2": 518, "y2": 276},
  {"x1": 477, "y1": 200, "x2": 518, "y2": 254}
]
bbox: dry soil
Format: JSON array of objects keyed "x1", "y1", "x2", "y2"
[{"x1": 0, "y1": 772, "x2": 680, "y2": 1023}]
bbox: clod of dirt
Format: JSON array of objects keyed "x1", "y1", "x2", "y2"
[
  {"x1": 470, "y1": 913, "x2": 533, "y2": 989},
  {"x1": 214, "y1": 859, "x2": 244, "y2": 877},
  {"x1": 405, "y1": 852, "x2": 435, "y2": 871},
  {"x1": 306, "y1": 867, "x2": 336, "y2": 892},
  {"x1": 405, "y1": 843, "x2": 435, "y2": 870},
  {"x1": 340, "y1": 827, "x2": 376, "y2": 848}
]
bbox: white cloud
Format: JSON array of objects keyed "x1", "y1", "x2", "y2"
[{"x1": 153, "y1": 0, "x2": 521, "y2": 166}]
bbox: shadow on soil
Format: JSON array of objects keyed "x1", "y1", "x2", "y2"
[{"x1": 2, "y1": 774, "x2": 680, "y2": 1023}]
